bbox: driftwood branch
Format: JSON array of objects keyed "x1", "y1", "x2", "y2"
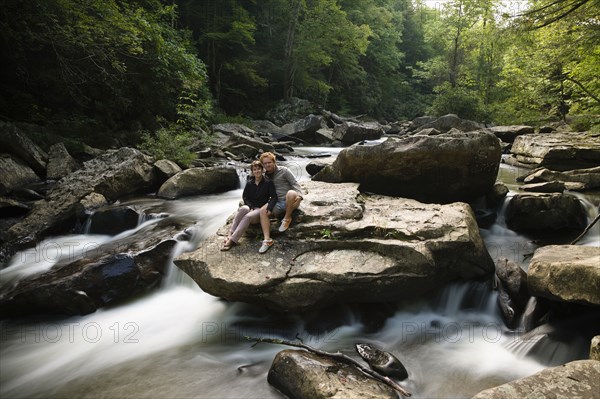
[
  {"x1": 571, "y1": 212, "x2": 600, "y2": 244},
  {"x1": 245, "y1": 336, "x2": 412, "y2": 397}
]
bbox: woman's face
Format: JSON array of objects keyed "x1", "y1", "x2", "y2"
[{"x1": 252, "y1": 165, "x2": 263, "y2": 178}]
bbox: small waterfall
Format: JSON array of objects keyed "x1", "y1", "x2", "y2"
[{"x1": 570, "y1": 192, "x2": 600, "y2": 246}]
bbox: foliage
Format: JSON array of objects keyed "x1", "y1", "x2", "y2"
[
  {"x1": 428, "y1": 83, "x2": 487, "y2": 121},
  {"x1": 0, "y1": 0, "x2": 212, "y2": 136},
  {"x1": 496, "y1": 0, "x2": 600, "y2": 123},
  {"x1": 2, "y1": 0, "x2": 598, "y2": 135},
  {"x1": 139, "y1": 128, "x2": 197, "y2": 168}
]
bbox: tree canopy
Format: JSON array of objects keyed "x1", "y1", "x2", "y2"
[{"x1": 0, "y1": 0, "x2": 598, "y2": 139}]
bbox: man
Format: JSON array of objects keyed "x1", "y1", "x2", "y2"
[{"x1": 257, "y1": 152, "x2": 303, "y2": 253}]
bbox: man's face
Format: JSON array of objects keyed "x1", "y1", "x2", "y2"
[{"x1": 262, "y1": 157, "x2": 275, "y2": 173}]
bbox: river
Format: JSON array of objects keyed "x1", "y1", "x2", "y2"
[{"x1": 1, "y1": 148, "x2": 598, "y2": 398}]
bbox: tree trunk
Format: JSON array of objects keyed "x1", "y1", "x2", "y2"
[{"x1": 283, "y1": 0, "x2": 302, "y2": 100}]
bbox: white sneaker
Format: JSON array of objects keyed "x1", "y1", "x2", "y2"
[
  {"x1": 258, "y1": 239, "x2": 274, "y2": 254},
  {"x1": 278, "y1": 218, "x2": 291, "y2": 232}
]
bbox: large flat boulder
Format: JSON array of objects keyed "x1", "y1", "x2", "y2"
[
  {"x1": 174, "y1": 181, "x2": 494, "y2": 312},
  {"x1": 472, "y1": 360, "x2": 600, "y2": 399},
  {"x1": 509, "y1": 133, "x2": 600, "y2": 171},
  {"x1": 528, "y1": 245, "x2": 600, "y2": 306},
  {"x1": 313, "y1": 131, "x2": 501, "y2": 204}
]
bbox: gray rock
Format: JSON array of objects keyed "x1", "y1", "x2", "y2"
[
  {"x1": 174, "y1": 181, "x2": 494, "y2": 312},
  {"x1": 523, "y1": 166, "x2": 600, "y2": 190},
  {"x1": 505, "y1": 193, "x2": 587, "y2": 232},
  {"x1": 332, "y1": 121, "x2": 384, "y2": 144},
  {"x1": 306, "y1": 157, "x2": 336, "y2": 176},
  {"x1": 314, "y1": 128, "x2": 336, "y2": 145},
  {"x1": 211, "y1": 123, "x2": 257, "y2": 137},
  {"x1": 222, "y1": 132, "x2": 275, "y2": 153},
  {"x1": 355, "y1": 343, "x2": 408, "y2": 380},
  {"x1": 76, "y1": 192, "x2": 108, "y2": 217},
  {"x1": 528, "y1": 245, "x2": 600, "y2": 306},
  {"x1": 0, "y1": 196, "x2": 30, "y2": 216},
  {"x1": 0, "y1": 220, "x2": 182, "y2": 317},
  {"x1": 46, "y1": 142, "x2": 78, "y2": 180},
  {"x1": 153, "y1": 159, "x2": 182, "y2": 182},
  {"x1": 0, "y1": 122, "x2": 48, "y2": 177},
  {"x1": 281, "y1": 114, "x2": 324, "y2": 143},
  {"x1": 1, "y1": 148, "x2": 156, "y2": 260},
  {"x1": 265, "y1": 97, "x2": 315, "y2": 126},
  {"x1": 407, "y1": 116, "x2": 436, "y2": 131},
  {"x1": 488, "y1": 125, "x2": 534, "y2": 143},
  {"x1": 313, "y1": 131, "x2": 501, "y2": 204},
  {"x1": 472, "y1": 360, "x2": 600, "y2": 399},
  {"x1": 591, "y1": 336, "x2": 600, "y2": 361},
  {"x1": 509, "y1": 133, "x2": 600, "y2": 170},
  {"x1": 224, "y1": 144, "x2": 259, "y2": 159},
  {"x1": 157, "y1": 166, "x2": 239, "y2": 199},
  {"x1": 495, "y1": 258, "x2": 529, "y2": 308},
  {"x1": 268, "y1": 350, "x2": 397, "y2": 399},
  {"x1": 495, "y1": 258, "x2": 529, "y2": 328},
  {"x1": 413, "y1": 127, "x2": 442, "y2": 136},
  {"x1": 519, "y1": 181, "x2": 566, "y2": 193},
  {"x1": 87, "y1": 206, "x2": 141, "y2": 235},
  {"x1": 416, "y1": 114, "x2": 484, "y2": 133},
  {"x1": 486, "y1": 182, "x2": 509, "y2": 208},
  {"x1": 249, "y1": 120, "x2": 283, "y2": 136},
  {"x1": 0, "y1": 154, "x2": 41, "y2": 193}
]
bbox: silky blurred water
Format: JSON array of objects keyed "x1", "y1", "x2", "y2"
[{"x1": 1, "y1": 150, "x2": 597, "y2": 399}]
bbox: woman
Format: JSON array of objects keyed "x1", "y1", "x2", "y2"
[{"x1": 222, "y1": 160, "x2": 277, "y2": 251}]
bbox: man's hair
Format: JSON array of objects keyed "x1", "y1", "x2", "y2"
[{"x1": 259, "y1": 152, "x2": 276, "y2": 163}]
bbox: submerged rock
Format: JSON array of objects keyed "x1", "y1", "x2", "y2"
[{"x1": 174, "y1": 181, "x2": 494, "y2": 312}]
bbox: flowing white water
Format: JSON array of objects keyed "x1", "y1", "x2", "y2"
[{"x1": 0, "y1": 151, "x2": 596, "y2": 398}]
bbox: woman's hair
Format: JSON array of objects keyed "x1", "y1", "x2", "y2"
[
  {"x1": 251, "y1": 160, "x2": 263, "y2": 169},
  {"x1": 259, "y1": 152, "x2": 276, "y2": 163}
]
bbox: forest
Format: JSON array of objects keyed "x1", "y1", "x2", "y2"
[{"x1": 0, "y1": 0, "x2": 598, "y2": 148}]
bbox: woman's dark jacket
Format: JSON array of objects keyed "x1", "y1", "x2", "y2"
[{"x1": 243, "y1": 175, "x2": 277, "y2": 212}]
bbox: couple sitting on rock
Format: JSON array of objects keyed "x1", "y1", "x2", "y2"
[{"x1": 222, "y1": 152, "x2": 303, "y2": 253}]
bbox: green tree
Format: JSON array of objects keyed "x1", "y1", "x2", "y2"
[
  {"x1": 0, "y1": 0, "x2": 212, "y2": 138},
  {"x1": 416, "y1": 0, "x2": 504, "y2": 120},
  {"x1": 497, "y1": 0, "x2": 599, "y2": 123},
  {"x1": 176, "y1": 0, "x2": 266, "y2": 114}
]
